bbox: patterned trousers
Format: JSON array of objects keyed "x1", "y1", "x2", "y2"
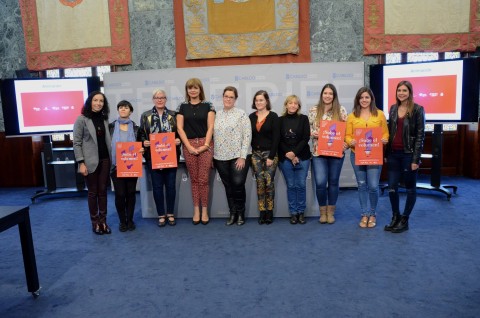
[
  {"x1": 251, "y1": 150, "x2": 278, "y2": 211},
  {"x1": 182, "y1": 138, "x2": 214, "y2": 207}
]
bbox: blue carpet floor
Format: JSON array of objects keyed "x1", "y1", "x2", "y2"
[{"x1": 1, "y1": 176, "x2": 479, "y2": 317}]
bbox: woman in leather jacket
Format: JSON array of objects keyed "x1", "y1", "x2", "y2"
[{"x1": 384, "y1": 81, "x2": 425, "y2": 233}]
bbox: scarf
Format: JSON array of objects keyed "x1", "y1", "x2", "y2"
[
  {"x1": 111, "y1": 118, "x2": 136, "y2": 166},
  {"x1": 151, "y1": 106, "x2": 171, "y2": 133}
]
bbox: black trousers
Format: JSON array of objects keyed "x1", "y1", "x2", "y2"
[
  {"x1": 111, "y1": 170, "x2": 138, "y2": 224},
  {"x1": 214, "y1": 157, "x2": 250, "y2": 214}
]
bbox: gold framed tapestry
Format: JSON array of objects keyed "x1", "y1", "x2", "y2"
[
  {"x1": 364, "y1": 0, "x2": 480, "y2": 54},
  {"x1": 20, "y1": 0, "x2": 131, "y2": 70},
  {"x1": 182, "y1": 0, "x2": 299, "y2": 60},
  {"x1": 174, "y1": 0, "x2": 310, "y2": 67}
]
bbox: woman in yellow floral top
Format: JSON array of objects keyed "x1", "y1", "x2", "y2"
[
  {"x1": 213, "y1": 86, "x2": 252, "y2": 226},
  {"x1": 308, "y1": 83, "x2": 348, "y2": 224},
  {"x1": 345, "y1": 87, "x2": 388, "y2": 228}
]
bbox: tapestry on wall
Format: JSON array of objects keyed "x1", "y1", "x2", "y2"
[
  {"x1": 20, "y1": 0, "x2": 131, "y2": 71},
  {"x1": 364, "y1": 0, "x2": 480, "y2": 54},
  {"x1": 183, "y1": 0, "x2": 299, "y2": 60}
]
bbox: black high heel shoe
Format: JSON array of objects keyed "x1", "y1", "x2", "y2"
[
  {"x1": 101, "y1": 223, "x2": 112, "y2": 234},
  {"x1": 192, "y1": 210, "x2": 200, "y2": 225},
  {"x1": 92, "y1": 224, "x2": 103, "y2": 235},
  {"x1": 201, "y1": 210, "x2": 209, "y2": 225}
]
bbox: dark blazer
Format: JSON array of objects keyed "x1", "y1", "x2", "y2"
[
  {"x1": 73, "y1": 115, "x2": 112, "y2": 174},
  {"x1": 386, "y1": 103, "x2": 426, "y2": 164},
  {"x1": 249, "y1": 111, "x2": 280, "y2": 160}
]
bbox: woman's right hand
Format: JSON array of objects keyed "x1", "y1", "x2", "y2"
[
  {"x1": 143, "y1": 140, "x2": 150, "y2": 147},
  {"x1": 79, "y1": 163, "x2": 88, "y2": 176},
  {"x1": 188, "y1": 145, "x2": 199, "y2": 155},
  {"x1": 266, "y1": 158, "x2": 274, "y2": 167}
]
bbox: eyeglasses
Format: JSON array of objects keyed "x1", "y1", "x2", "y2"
[
  {"x1": 153, "y1": 97, "x2": 167, "y2": 100},
  {"x1": 223, "y1": 96, "x2": 235, "y2": 100}
]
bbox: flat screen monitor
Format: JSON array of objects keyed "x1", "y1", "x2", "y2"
[
  {"x1": 369, "y1": 58, "x2": 479, "y2": 123},
  {"x1": 1, "y1": 77, "x2": 101, "y2": 137}
]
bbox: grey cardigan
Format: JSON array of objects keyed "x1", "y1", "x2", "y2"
[{"x1": 73, "y1": 115, "x2": 112, "y2": 174}]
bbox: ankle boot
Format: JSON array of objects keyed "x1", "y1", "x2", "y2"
[
  {"x1": 298, "y1": 213, "x2": 306, "y2": 224},
  {"x1": 392, "y1": 215, "x2": 409, "y2": 233},
  {"x1": 319, "y1": 206, "x2": 327, "y2": 224},
  {"x1": 258, "y1": 211, "x2": 266, "y2": 225},
  {"x1": 237, "y1": 211, "x2": 245, "y2": 226},
  {"x1": 265, "y1": 210, "x2": 273, "y2": 224},
  {"x1": 226, "y1": 212, "x2": 237, "y2": 226},
  {"x1": 326, "y1": 205, "x2": 336, "y2": 224},
  {"x1": 384, "y1": 213, "x2": 400, "y2": 231}
]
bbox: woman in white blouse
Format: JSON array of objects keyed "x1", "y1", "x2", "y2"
[{"x1": 213, "y1": 86, "x2": 252, "y2": 226}]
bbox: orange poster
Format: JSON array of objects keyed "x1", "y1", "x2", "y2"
[
  {"x1": 354, "y1": 127, "x2": 383, "y2": 165},
  {"x1": 116, "y1": 142, "x2": 143, "y2": 177},
  {"x1": 150, "y1": 132, "x2": 178, "y2": 169},
  {"x1": 317, "y1": 120, "x2": 346, "y2": 158}
]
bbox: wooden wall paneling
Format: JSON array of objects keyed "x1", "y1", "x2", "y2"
[
  {"x1": 462, "y1": 121, "x2": 480, "y2": 179},
  {"x1": 0, "y1": 133, "x2": 44, "y2": 187}
]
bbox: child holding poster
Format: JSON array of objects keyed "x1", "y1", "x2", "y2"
[
  {"x1": 109, "y1": 100, "x2": 144, "y2": 232},
  {"x1": 308, "y1": 83, "x2": 348, "y2": 224},
  {"x1": 345, "y1": 87, "x2": 388, "y2": 228}
]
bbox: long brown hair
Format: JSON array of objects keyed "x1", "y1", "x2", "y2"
[
  {"x1": 395, "y1": 80, "x2": 414, "y2": 116},
  {"x1": 315, "y1": 83, "x2": 342, "y2": 122},
  {"x1": 352, "y1": 87, "x2": 378, "y2": 117}
]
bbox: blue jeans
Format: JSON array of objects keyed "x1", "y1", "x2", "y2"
[
  {"x1": 311, "y1": 155, "x2": 344, "y2": 206},
  {"x1": 279, "y1": 158, "x2": 310, "y2": 215},
  {"x1": 350, "y1": 152, "x2": 382, "y2": 216},
  {"x1": 146, "y1": 163, "x2": 177, "y2": 216},
  {"x1": 387, "y1": 151, "x2": 418, "y2": 216}
]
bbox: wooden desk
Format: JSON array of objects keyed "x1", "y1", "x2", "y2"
[{"x1": 0, "y1": 206, "x2": 41, "y2": 298}]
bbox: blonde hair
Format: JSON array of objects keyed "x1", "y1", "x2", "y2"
[
  {"x1": 152, "y1": 88, "x2": 167, "y2": 99},
  {"x1": 282, "y1": 95, "x2": 302, "y2": 116}
]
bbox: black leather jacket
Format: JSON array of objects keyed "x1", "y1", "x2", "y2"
[
  {"x1": 137, "y1": 108, "x2": 181, "y2": 162},
  {"x1": 386, "y1": 103, "x2": 426, "y2": 164}
]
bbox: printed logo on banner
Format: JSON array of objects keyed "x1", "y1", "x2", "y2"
[
  {"x1": 234, "y1": 75, "x2": 266, "y2": 81},
  {"x1": 145, "y1": 80, "x2": 165, "y2": 87},
  {"x1": 332, "y1": 72, "x2": 356, "y2": 79}
]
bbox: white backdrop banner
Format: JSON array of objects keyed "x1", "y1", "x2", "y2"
[
  {"x1": 104, "y1": 62, "x2": 364, "y2": 124},
  {"x1": 104, "y1": 62, "x2": 364, "y2": 218}
]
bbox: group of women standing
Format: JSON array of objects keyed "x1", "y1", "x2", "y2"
[{"x1": 73, "y1": 78, "x2": 424, "y2": 235}]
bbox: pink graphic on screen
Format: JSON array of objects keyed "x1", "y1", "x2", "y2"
[
  {"x1": 387, "y1": 75, "x2": 457, "y2": 114},
  {"x1": 20, "y1": 91, "x2": 84, "y2": 127}
]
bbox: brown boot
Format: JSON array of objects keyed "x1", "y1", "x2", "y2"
[
  {"x1": 326, "y1": 205, "x2": 336, "y2": 224},
  {"x1": 319, "y1": 206, "x2": 327, "y2": 224}
]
